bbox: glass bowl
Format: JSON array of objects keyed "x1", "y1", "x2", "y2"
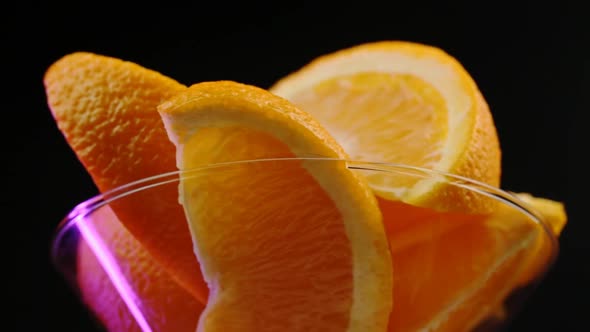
[{"x1": 51, "y1": 158, "x2": 558, "y2": 332}]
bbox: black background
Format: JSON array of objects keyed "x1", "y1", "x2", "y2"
[{"x1": 7, "y1": 1, "x2": 588, "y2": 331}]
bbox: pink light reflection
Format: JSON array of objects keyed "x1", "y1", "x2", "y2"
[{"x1": 76, "y1": 213, "x2": 153, "y2": 332}]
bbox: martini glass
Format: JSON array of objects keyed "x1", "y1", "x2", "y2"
[{"x1": 51, "y1": 158, "x2": 558, "y2": 332}]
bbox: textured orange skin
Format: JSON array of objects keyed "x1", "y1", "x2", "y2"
[
  {"x1": 415, "y1": 90, "x2": 501, "y2": 213},
  {"x1": 44, "y1": 52, "x2": 208, "y2": 302},
  {"x1": 78, "y1": 207, "x2": 204, "y2": 332}
]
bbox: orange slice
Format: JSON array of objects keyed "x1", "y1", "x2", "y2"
[
  {"x1": 78, "y1": 206, "x2": 204, "y2": 332},
  {"x1": 44, "y1": 52, "x2": 208, "y2": 302},
  {"x1": 157, "y1": 81, "x2": 393, "y2": 331},
  {"x1": 270, "y1": 41, "x2": 566, "y2": 331},
  {"x1": 382, "y1": 192, "x2": 564, "y2": 331},
  {"x1": 510, "y1": 192, "x2": 566, "y2": 288},
  {"x1": 515, "y1": 192, "x2": 567, "y2": 236},
  {"x1": 270, "y1": 41, "x2": 501, "y2": 213}
]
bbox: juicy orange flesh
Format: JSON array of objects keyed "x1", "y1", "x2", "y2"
[
  {"x1": 289, "y1": 72, "x2": 448, "y2": 193},
  {"x1": 180, "y1": 127, "x2": 353, "y2": 331},
  {"x1": 78, "y1": 206, "x2": 204, "y2": 332},
  {"x1": 379, "y1": 199, "x2": 544, "y2": 331}
]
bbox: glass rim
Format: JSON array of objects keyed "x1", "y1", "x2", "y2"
[{"x1": 51, "y1": 157, "x2": 559, "y2": 259}]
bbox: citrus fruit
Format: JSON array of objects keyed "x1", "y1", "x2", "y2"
[
  {"x1": 157, "y1": 81, "x2": 393, "y2": 331},
  {"x1": 44, "y1": 52, "x2": 208, "y2": 301},
  {"x1": 269, "y1": 41, "x2": 566, "y2": 331},
  {"x1": 78, "y1": 206, "x2": 204, "y2": 332},
  {"x1": 509, "y1": 192, "x2": 566, "y2": 288},
  {"x1": 270, "y1": 40, "x2": 501, "y2": 213},
  {"x1": 515, "y1": 192, "x2": 567, "y2": 236},
  {"x1": 382, "y1": 192, "x2": 565, "y2": 331},
  {"x1": 45, "y1": 48, "x2": 567, "y2": 332}
]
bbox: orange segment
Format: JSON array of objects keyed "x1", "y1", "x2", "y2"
[
  {"x1": 381, "y1": 193, "x2": 563, "y2": 332},
  {"x1": 515, "y1": 192, "x2": 567, "y2": 236},
  {"x1": 44, "y1": 52, "x2": 208, "y2": 301},
  {"x1": 509, "y1": 192, "x2": 566, "y2": 288},
  {"x1": 390, "y1": 211, "x2": 538, "y2": 331},
  {"x1": 78, "y1": 206, "x2": 204, "y2": 332},
  {"x1": 157, "y1": 81, "x2": 393, "y2": 331},
  {"x1": 270, "y1": 41, "x2": 501, "y2": 213}
]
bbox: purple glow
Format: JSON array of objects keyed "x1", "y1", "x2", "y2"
[{"x1": 76, "y1": 214, "x2": 153, "y2": 332}]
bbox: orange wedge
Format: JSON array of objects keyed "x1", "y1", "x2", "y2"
[
  {"x1": 510, "y1": 192, "x2": 566, "y2": 288},
  {"x1": 78, "y1": 206, "x2": 204, "y2": 332},
  {"x1": 270, "y1": 41, "x2": 566, "y2": 331},
  {"x1": 515, "y1": 192, "x2": 567, "y2": 236},
  {"x1": 157, "y1": 81, "x2": 393, "y2": 331},
  {"x1": 382, "y1": 192, "x2": 564, "y2": 331},
  {"x1": 44, "y1": 52, "x2": 208, "y2": 302},
  {"x1": 270, "y1": 41, "x2": 501, "y2": 213}
]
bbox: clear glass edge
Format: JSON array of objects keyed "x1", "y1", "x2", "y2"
[{"x1": 50, "y1": 157, "x2": 559, "y2": 272}]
